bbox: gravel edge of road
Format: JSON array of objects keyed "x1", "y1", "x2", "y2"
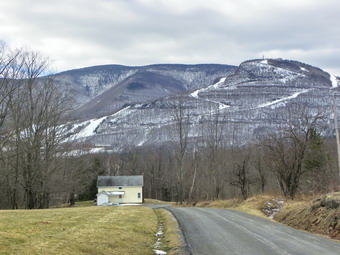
[{"x1": 164, "y1": 208, "x2": 192, "y2": 255}]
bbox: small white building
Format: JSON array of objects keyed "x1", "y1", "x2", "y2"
[{"x1": 96, "y1": 175, "x2": 144, "y2": 206}]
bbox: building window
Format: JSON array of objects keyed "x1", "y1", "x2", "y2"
[
  {"x1": 119, "y1": 187, "x2": 122, "y2": 189},
  {"x1": 138, "y1": 193, "x2": 141, "y2": 199},
  {"x1": 119, "y1": 195, "x2": 122, "y2": 199}
]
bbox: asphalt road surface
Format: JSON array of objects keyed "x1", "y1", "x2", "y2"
[{"x1": 168, "y1": 207, "x2": 340, "y2": 255}]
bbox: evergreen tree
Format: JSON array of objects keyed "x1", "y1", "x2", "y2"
[{"x1": 304, "y1": 128, "x2": 326, "y2": 173}]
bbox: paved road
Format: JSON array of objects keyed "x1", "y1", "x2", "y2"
[{"x1": 168, "y1": 207, "x2": 340, "y2": 255}]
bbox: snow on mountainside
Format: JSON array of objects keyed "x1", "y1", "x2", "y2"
[
  {"x1": 61, "y1": 59, "x2": 340, "y2": 152},
  {"x1": 72, "y1": 71, "x2": 186, "y2": 119},
  {"x1": 330, "y1": 74, "x2": 339, "y2": 88},
  {"x1": 51, "y1": 64, "x2": 236, "y2": 115},
  {"x1": 256, "y1": 89, "x2": 311, "y2": 109}
]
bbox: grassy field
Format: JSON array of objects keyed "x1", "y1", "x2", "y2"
[
  {"x1": 0, "y1": 206, "x2": 158, "y2": 255},
  {"x1": 144, "y1": 199, "x2": 175, "y2": 205}
]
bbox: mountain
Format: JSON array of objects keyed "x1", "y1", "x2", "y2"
[
  {"x1": 60, "y1": 59, "x2": 340, "y2": 152},
  {"x1": 53, "y1": 64, "x2": 237, "y2": 119}
]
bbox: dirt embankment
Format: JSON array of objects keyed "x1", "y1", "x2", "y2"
[{"x1": 274, "y1": 192, "x2": 340, "y2": 240}]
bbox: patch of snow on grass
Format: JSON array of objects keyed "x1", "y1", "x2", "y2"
[
  {"x1": 258, "y1": 89, "x2": 310, "y2": 109},
  {"x1": 330, "y1": 74, "x2": 338, "y2": 88},
  {"x1": 153, "y1": 222, "x2": 167, "y2": 255},
  {"x1": 269, "y1": 209, "x2": 280, "y2": 219},
  {"x1": 154, "y1": 250, "x2": 167, "y2": 255},
  {"x1": 156, "y1": 229, "x2": 164, "y2": 237},
  {"x1": 262, "y1": 198, "x2": 285, "y2": 219}
]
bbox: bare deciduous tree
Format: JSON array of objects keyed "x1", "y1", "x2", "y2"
[
  {"x1": 261, "y1": 104, "x2": 326, "y2": 199},
  {"x1": 0, "y1": 48, "x2": 72, "y2": 209},
  {"x1": 251, "y1": 147, "x2": 268, "y2": 193},
  {"x1": 230, "y1": 146, "x2": 252, "y2": 200},
  {"x1": 203, "y1": 105, "x2": 228, "y2": 199},
  {"x1": 171, "y1": 96, "x2": 190, "y2": 204}
]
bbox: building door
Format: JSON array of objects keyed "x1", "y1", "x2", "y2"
[{"x1": 118, "y1": 195, "x2": 123, "y2": 203}]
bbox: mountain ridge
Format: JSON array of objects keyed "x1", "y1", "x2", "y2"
[
  {"x1": 52, "y1": 63, "x2": 237, "y2": 119},
  {"x1": 59, "y1": 58, "x2": 339, "y2": 152}
]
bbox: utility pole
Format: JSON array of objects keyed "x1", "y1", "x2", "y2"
[{"x1": 333, "y1": 94, "x2": 340, "y2": 185}]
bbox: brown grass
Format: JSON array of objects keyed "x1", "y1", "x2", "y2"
[
  {"x1": 74, "y1": 200, "x2": 96, "y2": 207},
  {"x1": 0, "y1": 206, "x2": 158, "y2": 255},
  {"x1": 155, "y1": 209, "x2": 185, "y2": 255},
  {"x1": 274, "y1": 194, "x2": 340, "y2": 241},
  {"x1": 196, "y1": 195, "x2": 281, "y2": 219},
  {"x1": 144, "y1": 198, "x2": 176, "y2": 205}
]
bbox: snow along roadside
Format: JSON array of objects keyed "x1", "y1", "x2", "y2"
[{"x1": 154, "y1": 208, "x2": 190, "y2": 255}]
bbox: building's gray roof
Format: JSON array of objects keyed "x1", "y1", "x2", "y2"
[{"x1": 97, "y1": 175, "x2": 144, "y2": 187}]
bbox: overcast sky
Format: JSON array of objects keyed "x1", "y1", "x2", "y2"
[{"x1": 1, "y1": 0, "x2": 339, "y2": 75}]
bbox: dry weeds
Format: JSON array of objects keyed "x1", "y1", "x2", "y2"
[
  {"x1": 274, "y1": 192, "x2": 340, "y2": 241},
  {"x1": 196, "y1": 195, "x2": 283, "y2": 219}
]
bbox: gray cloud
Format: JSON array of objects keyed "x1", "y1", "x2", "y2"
[{"x1": 1, "y1": 0, "x2": 339, "y2": 75}]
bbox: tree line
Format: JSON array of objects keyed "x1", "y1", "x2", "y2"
[
  {"x1": 0, "y1": 46, "x2": 72, "y2": 209},
  {"x1": 66, "y1": 99, "x2": 338, "y2": 205}
]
